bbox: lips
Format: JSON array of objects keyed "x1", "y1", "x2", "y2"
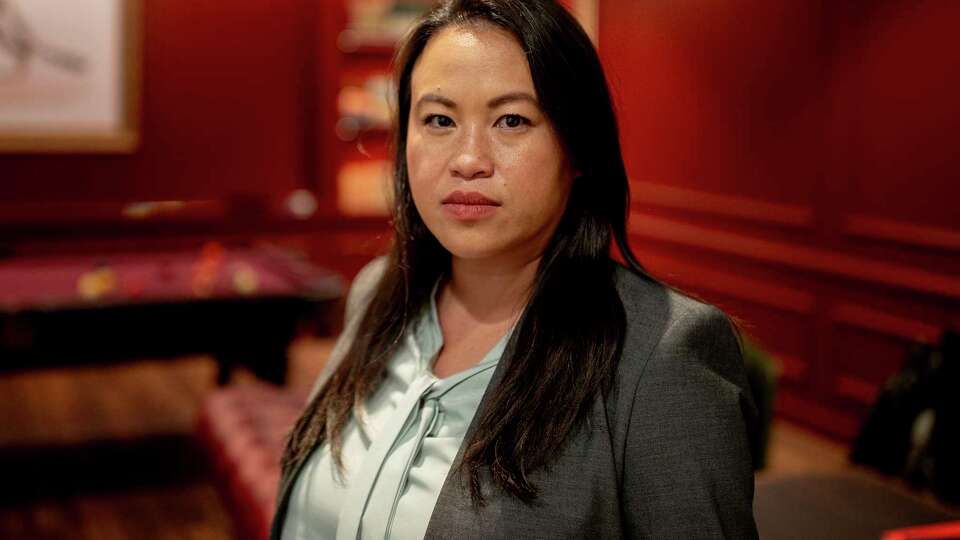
[
  {"x1": 441, "y1": 191, "x2": 501, "y2": 206},
  {"x1": 441, "y1": 190, "x2": 501, "y2": 220}
]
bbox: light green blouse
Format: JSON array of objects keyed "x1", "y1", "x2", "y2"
[{"x1": 281, "y1": 285, "x2": 513, "y2": 540}]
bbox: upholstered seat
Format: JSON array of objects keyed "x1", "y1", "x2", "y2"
[{"x1": 196, "y1": 384, "x2": 306, "y2": 540}]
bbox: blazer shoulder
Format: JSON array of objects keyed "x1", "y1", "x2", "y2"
[
  {"x1": 613, "y1": 263, "x2": 723, "y2": 330},
  {"x1": 304, "y1": 256, "x2": 387, "y2": 401},
  {"x1": 612, "y1": 267, "x2": 758, "y2": 539},
  {"x1": 343, "y1": 255, "x2": 389, "y2": 324},
  {"x1": 613, "y1": 264, "x2": 736, "y2": 346},
  {"x1": 611, "y1": 264, "x2": 746, "y2": 398}
]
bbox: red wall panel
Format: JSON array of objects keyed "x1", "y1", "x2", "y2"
[
  {"x1": 602, "y1": 1, "x2": 824, "y2": 210},
  {"x1": 600, "y1": 0, "x2": 960, "y2": 439},
  {"x1": 827, "y1": 1, "x2": 960, "y2": 262}
]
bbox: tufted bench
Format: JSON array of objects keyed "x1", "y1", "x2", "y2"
[{"x1": 196, "y1": 383, "x2": 308, "y2": 540}]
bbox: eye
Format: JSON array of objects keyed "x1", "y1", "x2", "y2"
[
  {"x1": 495, "y1": 114, "x2": 531, "y2": 130},
  {"x1": 424, "y1": 114, "x2": 455, "y2": 128}
]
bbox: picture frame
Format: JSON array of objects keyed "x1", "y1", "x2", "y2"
[{"x1": 0, "y1": 0, "x2": 141, "y2": 153}]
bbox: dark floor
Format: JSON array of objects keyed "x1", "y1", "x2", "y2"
[{"x1": 0, "y1": 357, "x2": 236, "y2": 540}]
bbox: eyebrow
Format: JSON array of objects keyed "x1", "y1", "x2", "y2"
[
  {"x1": 416, "y1": 93, "x2": 457, "y2": 110},
  {"x1": 414, "y1": 91, "x2": 540, "y2": 111},
  {"x1": 488, "y1": 92, "x2": 539, "y2": 109}
]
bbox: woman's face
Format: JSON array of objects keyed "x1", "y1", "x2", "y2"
[{"x1": 406, "y1": 24, "x2": 573, "y2": 266}]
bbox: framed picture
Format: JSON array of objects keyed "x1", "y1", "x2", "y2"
[{"x1": 0, "y1": 0, "x2": 141, "y2": 153}]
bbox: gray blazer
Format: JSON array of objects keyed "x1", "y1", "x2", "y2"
[{"x1": 271, "y1": 257, "x2": 759, "y2": 539}]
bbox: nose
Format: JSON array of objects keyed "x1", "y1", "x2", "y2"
[{"x1": 449, "y1": 126, "x2": 493, "y2": 180}]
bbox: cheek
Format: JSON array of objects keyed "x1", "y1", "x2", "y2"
[
  {"x1": 405, "y1": 135, "x2": 432, "y2": 197},
  {"x1": 498, "y1": 135, "x2": 570, "y2": 203},
  {"x1": 406, "y1": 131, "x2": 446, "y2": 183},
  {"x1": 406, "y1": 136, "x2": 449, "y2": 227}
]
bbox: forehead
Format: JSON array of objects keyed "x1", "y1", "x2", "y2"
[{"x1": 410, "y1": 24, "x2": 535, "y2": 99}]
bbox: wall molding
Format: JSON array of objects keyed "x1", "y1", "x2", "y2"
[
  {"x1": 834, "y1": 375, "x2": 880, "y2": 406},
  {"x1": 845, "y1": 214, "x2": 960, "y2": 252},
  {"x1": 0, "y1": 199, "x2": 226, "y2": 225},
  {"x1": 631, "y1": 181, "x2": 815, "y2": 228},
  {"x1": 830, "y1": 302, "x2": 942, "y2": 344},
  {"x1": 629, "y1": 213, "x2": 960, "y2": 300},
  {"x1": 642, "y1": 253, "x2": 816, "y2": 314},
  {"x1": 777, "y1": 354, "x2": 809, "y2": 384},
  {"x1": 776, "y1": 390, "x2": 861, "y2": 440}
]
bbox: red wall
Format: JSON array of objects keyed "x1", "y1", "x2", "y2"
[
  {"x1": 4, "y1": 0, "x2": 958, "y2": 437},
  {"x1": 0, "y1": 0, "x2": 313, "y2": 203},
  {"x1": 600, "y1": 0, "x2": 960, "y2": 439}
]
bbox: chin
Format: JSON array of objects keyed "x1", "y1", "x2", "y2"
[
  {"x1": 437, "y1": 240, "x2": 496, "y2": 261},
  {"x1": 432, "y1": 232, "x2": 504, "y2": 262}
]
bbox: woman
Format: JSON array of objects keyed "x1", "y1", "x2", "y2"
[{"x1": 274, "y1": 0, "x2": 758, "y2": 538}]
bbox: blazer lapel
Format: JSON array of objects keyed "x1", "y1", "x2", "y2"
[{"x1": 422, "y1": 336, "x2": 518, "y2": 538}]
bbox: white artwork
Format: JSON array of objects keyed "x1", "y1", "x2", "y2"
[{"x1": 0, "y1": 0, "x2": 139, "y2": 152}]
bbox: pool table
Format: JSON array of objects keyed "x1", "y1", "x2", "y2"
[{"x1": 0, "y1": 243, "x2": 344, "y2": 385}]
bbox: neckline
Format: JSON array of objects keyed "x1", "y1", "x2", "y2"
[{"x1": 414, "y1": 277, "x2": 518, "y2": 384}]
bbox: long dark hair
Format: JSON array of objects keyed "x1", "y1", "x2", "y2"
[{"x1": 282, "y1": 0, "x2": 653, "y2": 503}]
